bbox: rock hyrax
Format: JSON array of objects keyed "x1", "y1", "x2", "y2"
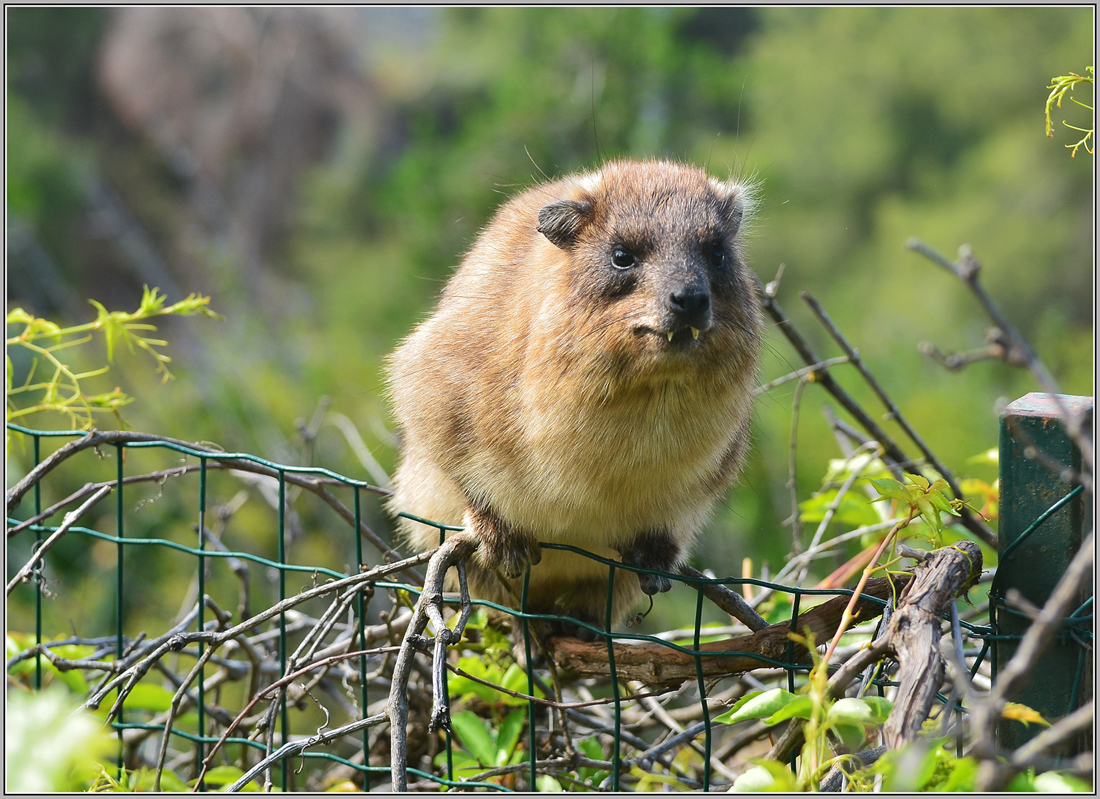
[{"x1": 387, "y1": 159, "x2": 763, "y2": 633}]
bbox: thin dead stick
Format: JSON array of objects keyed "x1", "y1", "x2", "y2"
[
  {"x1": 6, "y1": 484, "x2": 113, "y2": 596},
  {"x1": 768, "y1": 541, "x2": 981, "y2": 763},
  {"x1": 389, "y1": 533, "x2": 480, "y2": 792},
  {"x1": 446, "y1": 662, "x2": 676, "y2": 710},
  {"x1": 798, "y1": 441, "x2": 885, "y2": 586},
  {"x1": 196, "y1": 645, "x2": 400, "y2": 788},
  {"x1": 677, "y1": 565, "x2": 769, "y2": 631},
  {"x1": 801, "y1": 291, "x2": 997, "y2": 548},
  {"x1": 4, "y1": 429, "x2": 414, "y2": 582},
  {"x1": 906, "y1": 240, "x2": 1093, "y2": 477},
  {"x1": 820, "y1": 508, "x2": 913, "y2": 669},
  {"x1": 149, "y1": 550, "x2": 433, "y2": 791},
  {"x1": 752, "y1": 272, "x2": 997, "y2": 547},
  {"x1": 783, "y1": 519, "x2": 900, "y2": 579},
  {"x1": 754, "y1": 355, "x2": 851, "y2": 395},
  {"x1": 251, "y1": 588, "x2": 364, "y2": 750},
  {"x1": 7, "y1": 467, "x2": 195, "y2": 538},
  {"x1": 224, "y1": 712, "x2": 389, "y2": 792},
  {"x1": 751, "y1": 273, "x2": 908, "y2": 480},
  {"x1": 788, "y1": 376, "x2": 809, "y2": 554}
]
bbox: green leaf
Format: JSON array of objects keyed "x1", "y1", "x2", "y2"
[
  {"x1": 123, "y1": 683, "x2": 174, "y2": 713},
  {"x1": 876, "y1": 740, "x2": 947, "y2": 792},
  {"x1": 915, "y1": 497, "x2": 943, "y2": 533},
  {"x1": 762, "y1": 594, "x2": 793, "y2": 625},
  {"x1": 731, "y1": 764, "x2": 776, "y2": 792},
  {"x1": 433, "y1": 747, "x2": 480, "y2": 776},
  {"x1": 926, "y1": 489, "x2": 960, "y2": 516},
  {"x1": 905, "y1": 473, "x2": 931, "y2": 490},
  {"x1": 450, "y1": 710, "x2": 498, "y2": 765},
  {"x1": 831, "y1": 720, "x2": 868, "y2": 751},
  {"x1": 138, "y1": 285, "x2": 167, "y2": 316},
  {"x1": 577, "y1": 735, "x2": 608, "y2": 784},
  {"x1": 495, "y1": 707, "x2": 527, "y2": 764},
  {"x1": 5, "y1": 690, "x2": 115, "y2": 791},
  {"x1": 536, "y1": 774, "x2": 563, "y2": 791},
  {"x1": 799, "y1": 491, "x2": 881, "y2": 527},
  {"x1": 125, "y1": 766, "x2": 187, "y2": 792},
  {"x1": 6, "y1": 634, "x2": 34, "y2": 678},
  {"x1": 501, "y1": 662, "x2": 542, "y2": 700},
  {"x1": 860, "y1": 695, "x2": 894, "y2": 725},
  {"x1": 6, "y1": 307, "x2": 36, "y2": 326},
  {"x1": 1006, "y1": 770, "x2": 1039, "y2": 791},
  {"x1": 52, "y1": 665, "x2": 89, "y2": 694},
  {"x1": 326, "y1": 779, "x2": 365, "y2": 792},
  {"x1": 869, "y1": 478, "x2": 910, "y2": 503},
  {"x1": 195, "y1": 765, "x2": 259, "y2": 791},
  {"x1": 88, "y1": 299, "x2": 123, "y2": 362},
  {"x1": 731, "y1": 760, "x2": 799, "y2": 792},
  {"x1": 827, "y1": 697, "x2": 877, "y2": 725},
  {"x1": 935, "y1": 755, "x2": 978, "y2": 791},
  {"x1": 448, "y1": 656, "x2": 512, "y2": 704},
  {"x1": 6, "y1": 308, "x2": 62, "y2": 342},
  {"x1": 765, "y1": 694, "x2": 815, "y2": 724},
  {"x1": 713, "y1": 688, "x2": 797, "y2": 725},
  {"x1": 967, "y1": 448, "x2": 999, "y2": 466},
  {"x1": 1033, "y1": 771, "x2": 1093, "y2": 792},
  {"x1": 49, "y1": 643, "x2": 96, "y2": 660}
]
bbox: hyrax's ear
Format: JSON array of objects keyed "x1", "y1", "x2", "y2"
[
  {"x1": 714, "y1": 180, "x2": 756, "y2": 237},
  {"x1": 537, "y1": 200, "x2": 593, "y2": 249}
]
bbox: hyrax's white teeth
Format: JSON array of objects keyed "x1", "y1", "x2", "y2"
[
  {"x1": 691, "y1": 327, "x2": 700, "y2": 340},
  {"x1": 667, "y1": 331, "x2": 675, "y2": 342}
]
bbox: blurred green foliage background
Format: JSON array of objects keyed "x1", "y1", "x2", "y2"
[{"x1": 6, "y1": 8, "x2": 1093, "y2": 636}]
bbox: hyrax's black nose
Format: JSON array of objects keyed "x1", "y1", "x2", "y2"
[{"x1": 668, "y1": 289, "x2": 710, "y2": 323}]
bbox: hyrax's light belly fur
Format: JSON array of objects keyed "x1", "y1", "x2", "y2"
[{"x1": 387, "y1": 159, "x2": 763, "y2": 631}]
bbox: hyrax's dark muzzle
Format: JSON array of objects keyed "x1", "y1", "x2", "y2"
[
  {"x1": 663, "y1": 266, "x2": 713, "y2": 335},
  {"x1": 668, "y1": 287, "x2": 711, "y2": 328}
]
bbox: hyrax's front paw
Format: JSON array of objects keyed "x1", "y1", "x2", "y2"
[
  {"x1": 619, "y1": 530, "x2": 681, "y2": 596},
  {"x1": 494, "y1": 531, "x2": 542, "y2": 579},
  {"x1": 465, "y1": 503, "x2": 542, "y2": 579}
]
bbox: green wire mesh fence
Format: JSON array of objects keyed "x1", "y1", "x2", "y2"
[{"x1": 4, "y1": 416, "x2": 1090, "y2": 791}]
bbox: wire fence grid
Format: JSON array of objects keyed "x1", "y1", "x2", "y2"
[{"x1": 4, "y1": 420, "x2": 1091, "y2": 791}]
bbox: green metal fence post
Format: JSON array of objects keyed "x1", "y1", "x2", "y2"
[{"x1": 995, "y1": 392, "x2": 1093, "y2": 752}]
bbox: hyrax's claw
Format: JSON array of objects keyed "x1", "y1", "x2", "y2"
[
  {"x1": 497, "y1": 531, "x2": 542, "y2": 578},
  {"x1": 620, "y1": 530, "x2": 681, "y2": 596},
  {"x1": 467, "y1": 504, "x2": 541, "y2": 578},
  {"x1": 637, "y1": 572, "x2": 673, "y2": 596}
]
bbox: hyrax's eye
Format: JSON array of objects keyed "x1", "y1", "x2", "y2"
[
  {"x1": 708, "y1": 246, "x2": 726, "y2": 268},
  {"x1": 611, "y1": 246, "x2": 637, "y2": 269}
]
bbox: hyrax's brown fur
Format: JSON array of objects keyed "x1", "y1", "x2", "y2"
[{"x1": 386, "y1": 160, "x2": 763, "y2": 634}]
